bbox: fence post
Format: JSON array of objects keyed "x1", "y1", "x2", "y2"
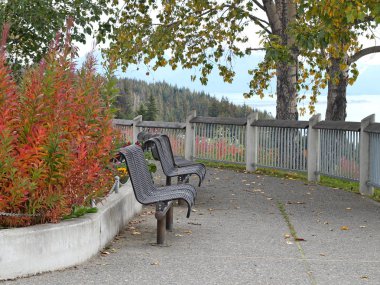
[
  {"x1": 360, "y1": 114, "x2": 375, "y2": 196},
  {"x1": 308, "y1": 114, "x2": 321, "y2": 182},
  {"x1": 185, "y1": 110, "x2": 196, "y2": 161},
  {"x1": 133, "y1": 115, "x2": 142, "y2": 143},
  {"x1": 246, "y1": 112, "x2": 258, "y2": 172}
]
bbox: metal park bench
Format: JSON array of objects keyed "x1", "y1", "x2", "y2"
[
  {"x1": 146, "y1": 134, "x2": 206, "y2": 187},
  {"x1": 119, "y1": 145, "x2": 196, "y2": 245}
]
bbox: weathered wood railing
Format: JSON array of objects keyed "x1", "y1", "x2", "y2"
[{"x1": 113, "y1": 112, "x2": 380, "y2": 196}]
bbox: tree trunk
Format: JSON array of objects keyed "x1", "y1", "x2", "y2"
[
  {"x1": 276, "y1": 62, "x2": 298, "y2": 120},
  {"x1": 325, "y1": 57, "x2": 347, "y2": 121},
  {"x1": 264, "y1": 0, "x2": 298, "y2": 120}
]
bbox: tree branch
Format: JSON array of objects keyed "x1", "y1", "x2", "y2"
[
  {"x1": 222, "y1": 4, "x2": 270, "y2": 28},
  {"x1": 246, "y1": 47, "x2": 266, "y2": 51},
  {"x1": 252, "y1": 0, "x2": 265, "y2": 12},
  {"x1": 262, "y1": 0, "x2": 281, "y2": 35},
  {"x1": 349, "y1": 46, "x2": 380, "y2": 64},
  {"x1": 353, "y1": 15, "x2": 375, "y2": 25},
  {"x1": 246, "y1": 14, "x2": 271, "y2": 34}
]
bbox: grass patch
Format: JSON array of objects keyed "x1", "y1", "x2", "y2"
[
  {"x1": 196, "y1": 159, "x2": 246, "y2": 172},
  {"x1": 202, "y1": 162, "x2": 380, "y2": 203},
  {"x1": 319, "y1": 176, "x2": 359, "y2": 194},
  {"x1": 63, "y1": 206, "x2": 98, "y2": 220},
  {"x1": 255, "y1": 168, "x2": 307, "y2": 181},
  {"x1": 255, "y1": 168, "x2": 362, "y2": 195},
  {"x1": 277, "y1": 201, "x2": 299, "y2": 240},
  {"x1": 372, "y1": 188, "x2": 380, "y2": 203},
  {"x1": 260, "y1": 169, "x2": 380, "y2": 203}
]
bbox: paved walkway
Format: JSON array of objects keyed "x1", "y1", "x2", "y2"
[{"x1": 4, "y1": 167, "x2": 380, "y2": 285}]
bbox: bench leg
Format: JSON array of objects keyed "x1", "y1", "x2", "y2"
[
  {"x1": 157, "y1": 217, "x2": 166, "y2": 245},
  {"x1": 166, "y1": 205, "x2": 173, "y2": 231},
  {"x1": 177, "y1": 176, "x2": 186, "y2": 206},
  {"x1": 166, "y1": 176, "x2": 171, "y2": 186}
]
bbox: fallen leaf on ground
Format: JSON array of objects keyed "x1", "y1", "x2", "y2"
[
  {"x1": 131, "y1": 231, "x2": 141, "y2": 235},
  {"x1": 242, "y1": 180, "x2": 247, "y2": 182},
  {"x1": 346, "y1": 207, "x2": 352, "y2": 210},
  {"x1": 267, "y1": 198, "x2": 273, "y2": 200},
  {"x1": 192, "y1": 209, "x2": 198, "y2": 212},
  {"x1": 295, "y1": 237, "x2": 306, "y2": 242},
  {"x1": 101, "y1": 251, "x2": 110, "y2": 255},
  {"x1": 215, "y1": 177, "x2": 220, "y2": 180},
  {"x1": 287, "y1": 201, "x2": 305, "y2": 205},
  {"x1": 183, "y1": 230, "x2": 192, "y2": 234},
  {"x1": 188, "y1": 222, "x2": 202, "y2": 226},
  {"x1": 286, "y1": 240, "x2": 294, "y2": 245},
  {"x1": 150, "y1": 261, "x2": 160, "y2": 266},
  {"x1": 208, "y1": 208, "x2": 214, "y2": 211},
  {"x1": 284, "y1": 234, "x2": 291, "y2": 239},
  {"x1": 360, "y1": 276, "x2": 369, "y2": 280},
  {"x1": 245, "y1": 184, "x2": 250, "y2": 186},
  {"x1": 319, "y1": 253, "x2": 326, "y2": 256},
  {"x1": 340, "y1": 226, "x2": 350, "y2": 231},
  {"x1": 360, "y1": 225, "x2": 366, "y2": 228},
  {"x1": 175, "y1": 234, "x2": 183, "y2": 237}
]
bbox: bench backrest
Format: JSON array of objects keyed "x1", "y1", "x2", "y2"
[
  {"x1": 148, "y1": 136, "x2": 176, "y2": 174},
  {"x1": 119, "y1": 145, "x2": 155, "y2": 203},
  {"x1": 138, "y1": 131, "x2": 161, "y2": 160},
  {"x1": 159, "y1": 134, "x2": 177, "y2": 163}
]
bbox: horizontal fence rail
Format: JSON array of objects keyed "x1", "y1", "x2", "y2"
[{"x1": 112, "y1": 112, "x2": 379, "y2": 196}]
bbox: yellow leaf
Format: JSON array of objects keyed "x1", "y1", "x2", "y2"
[{"x1": 340, "y1": 226, "x2": 349, "y2": 231}]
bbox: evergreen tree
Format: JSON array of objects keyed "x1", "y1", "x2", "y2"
[
  {"x1": 136, "y1": 103, "x2": 147, "y2": 118},
  {"x1": 208, "y1": 101, "x2": 219, "y2": 117},
  {"x1": 146, "y1": 94, "x2": 158, "y2": 121},
  {"x1": 115, "y1": 78, "x2": 272, "y2": 121}
]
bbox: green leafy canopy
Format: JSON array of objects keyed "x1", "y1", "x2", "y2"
[
  {"x1": 0, "y1": 0, "x2": 116, "y2": 72},
  {"x1": 106, "y1": 1, "x2": 268, "y2": 86}
]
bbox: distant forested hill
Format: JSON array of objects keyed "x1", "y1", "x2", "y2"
[{"x1": 115, "y1": 78, "x2": 272, "y2": 122}]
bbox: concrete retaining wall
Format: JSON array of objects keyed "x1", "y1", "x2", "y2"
[{"x1": 0, "y1": 182, "x2": 141, "y2": 280}]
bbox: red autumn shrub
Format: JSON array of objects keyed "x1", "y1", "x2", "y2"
[{"x1": 0, "y1": 28, "x2": 118, "y2": 227}]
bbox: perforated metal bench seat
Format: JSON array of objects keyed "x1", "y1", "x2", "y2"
[{"x1": 118, "y1": 145, "x2": 196, "y2": 218}]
